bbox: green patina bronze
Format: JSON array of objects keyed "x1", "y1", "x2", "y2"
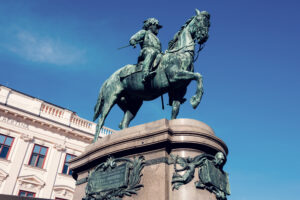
[
  {"x1": 83, "y1": 156, "x2": 145, "y2": 200},
  {"x1": 171, "y1": 152, "x2": 230, "y2": 200},
  {"x1": 129, "y1": 17, "x2": 162, "y2": 83},
  {"x1": 93, "y1": 9, "x2": 210, "y2": 142}
]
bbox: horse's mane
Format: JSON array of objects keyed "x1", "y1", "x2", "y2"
[{"x1": 168, "y1": 16, "x2": 195, "y2": 50}]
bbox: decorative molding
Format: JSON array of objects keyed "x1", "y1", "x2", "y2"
[
  {"x1": 145, "y1": 156, "x2": 170, "y2": 166},
  {"x1": 171, "y1": 152, "x2": 230, "y2": 200},
  {"x1": 54, "y1": 144, "x2": 66, "y2": 152},
  {"x1": 21, "y1": 133, "x2": 34, "y2": 142},
  {"x1": 0, "y1": 115, "x2": 29, "y2": 129},
  {"x1": 17, "y1": 175, "x2": 45, "y2": 193},
  {"x1": 0, "y1": 169, "x2": 8, "y2": 187},
  {"x1": 6, "y1": 130, "x2": 11, "y2": 136},
  {"x1": 83, "y1": 156, "x2": 145, "y2": 200},
  {"x1": 53, "y1": 185, "x2": 75, "y2": 200},
  {"x1": 0, "y1": 103, "x2": 98, "y2": 139},
  {"x1": 35, "y1": 140, "x2": 45, "y2": 146},
  {"x1": 24, "y1": 164, "x2": 47, "y2": 173},
  {"x1": 76, "y1": 156, "x2": 173, "y2": 185},
  {"x1": 0, "y1": 157, "x2": 11, "y2": 165}
]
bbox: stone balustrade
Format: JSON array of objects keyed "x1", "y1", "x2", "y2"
[
  {"x1": 99, "y1": 126, "x2": 114, "y2": 136},
  {"x1": 40, "y1": 103, "x2": 65, "y2": 119},
  {"x1": 0, "y1": 85, "x2": 114, "y2": 136},
  {"x1": 70, "y1": 115, "x2": 95, "y2": 133}
]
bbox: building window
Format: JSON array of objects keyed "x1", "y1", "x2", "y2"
[
  {"x1": 18, "y1": 190, "x2": 35, "y2": 197},
  {"x1": 0, "y1": 134, "x2": 14, "y2": 159},
  {"x1": 28, "y1": 144, "x2": 48, "y2": 168},
  {"x1": 62, "y1": 154, "x2": 75, "y2": 175}
]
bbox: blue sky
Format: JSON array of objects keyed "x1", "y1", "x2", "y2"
[{"x1": 1, "y1": 1, "x2": 299, "y2": 199}]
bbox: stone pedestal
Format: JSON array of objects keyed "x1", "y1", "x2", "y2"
[{"x1": 70, "y1": 119, "x2": 228, "y2": 200}]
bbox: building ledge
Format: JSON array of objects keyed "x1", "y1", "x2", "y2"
[
  {"x1": 23, "y1": 164, "x2": 47, "y2": 173},
  {"x1": 0, "y1": 157, "x2": 11, "y2": 164},
  {"x1": 58, "y1": 173, "x2": 73, "y2": 179}
]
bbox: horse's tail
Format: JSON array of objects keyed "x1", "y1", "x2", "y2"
[{"x1": 93, "y1": 82, "x2": 106, "y2": 121}]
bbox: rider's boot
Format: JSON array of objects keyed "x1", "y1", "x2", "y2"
[
  {"x1": 143, "y1": 71, "x2": 156, "y2": 83},
  {"x1": 142, "y1": 53, "x2": 157, "y2": 83},
  {"x1": 142, "y1": 71, "x2": 148, "y2": 83}
]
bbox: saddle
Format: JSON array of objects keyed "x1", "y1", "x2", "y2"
[{"x1": 119, "y1": 53, "x2": 163, "y2": 79}]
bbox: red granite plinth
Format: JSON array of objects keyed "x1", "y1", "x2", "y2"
[{"x1": 70, "y1": 119, "x2": 228, "y2": 200}]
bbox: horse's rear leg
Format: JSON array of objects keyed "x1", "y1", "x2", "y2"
[
  {"x1": 118, "y1": 98, "x2": 143, "y2": 129},
  {"x1": 93, "y1": 95, "x2": 118, "y2": 142},
  {"x1": 168, "y1": 88, "x2": 187, "y2": 119},
  {"x1": 171, "y1": 100, "x2": 181, "y2": 119}
]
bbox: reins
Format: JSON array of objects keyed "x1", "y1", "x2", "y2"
[
  {"x1": 165, "y1": 42, "x2": 204, "y2": 63},
  {"x1": 193, "y1": 43, "x2": 205, "y2": 63},
  {"x1": 165, "y1": 43, "x2": 194, "y2": 54}
]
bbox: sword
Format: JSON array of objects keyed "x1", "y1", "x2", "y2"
[
  {"x1": 118, "y1": 40, "x2": 140, "y2": 50},
  {"x1": 117, "y1": 44, "x2": 132, "y2": 50}
]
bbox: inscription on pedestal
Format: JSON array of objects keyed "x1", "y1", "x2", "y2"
[
  {"x1": 89, "y1": 163, "x2": 129, "y2": 192},
  {"x1": 83, "y1": 156, "x2": 145, "y2": 200}
]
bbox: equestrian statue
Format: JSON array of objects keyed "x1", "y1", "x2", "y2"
[{"x1": 93, "y1": 9, "x2": 210, "y2": 142}]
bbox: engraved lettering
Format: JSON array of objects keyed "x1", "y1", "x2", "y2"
[
  {"x1": 0, "y1": 116, "x2": 28, "y2": 129},
  {"x1": 89, "y1": 163, "x2": 128, "y2": 192}
]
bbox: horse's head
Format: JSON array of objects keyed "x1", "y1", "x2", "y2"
[
  {"x1": 168, "y1": 9, "x2": 211, "y2": 51},
  {"x1": 189, "y1": 9, "x2": 210, "y2": 45}
]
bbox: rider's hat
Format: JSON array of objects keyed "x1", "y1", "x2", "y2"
[{"x1": 143, "y1": 18, "x2": 163, "y2": 30}]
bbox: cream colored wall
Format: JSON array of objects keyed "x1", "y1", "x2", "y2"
[{"x1": 0, "y1": 85, "x2": 115, "y2": 199}]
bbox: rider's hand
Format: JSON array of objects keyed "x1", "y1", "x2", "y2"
[{"x1": 130, "y1": 39, "x2": 136, "y2": 48}]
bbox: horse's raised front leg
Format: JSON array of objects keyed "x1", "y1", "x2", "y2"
[{"x1": 171, "y1": 71, "x2": 203, "y2": 109}]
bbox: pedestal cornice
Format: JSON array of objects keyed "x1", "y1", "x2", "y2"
[{"x1": 70, "y1": 119, "x2": 228, "y2": 172}]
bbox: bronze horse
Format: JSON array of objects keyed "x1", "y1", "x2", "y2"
[{"x1": 93, "y1": 9, "x2": 210, "y2": 142}]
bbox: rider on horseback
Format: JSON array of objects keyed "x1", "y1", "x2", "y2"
[{"x1": 129, "y1": 18, "x2": 163, "y2": 83}]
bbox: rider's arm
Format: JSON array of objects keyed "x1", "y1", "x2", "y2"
[{"x1": 129, "y1": 30, "x2": 146, "y2": 47}]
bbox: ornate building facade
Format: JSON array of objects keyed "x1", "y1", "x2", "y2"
[{"x1": 0, "y1": 85, "x2": 114, "y2": 199}]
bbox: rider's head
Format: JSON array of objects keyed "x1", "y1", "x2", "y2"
[{"x1": 143, "y1": 18, "x2": 163, "y2": 35}]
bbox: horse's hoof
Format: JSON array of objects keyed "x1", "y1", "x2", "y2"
[
  {"x1": 190, "y1": 96, "x2": 200, "y2": 109},
  {"x1": 118, "y1": 123, "x2": 122, "y2": 129}
]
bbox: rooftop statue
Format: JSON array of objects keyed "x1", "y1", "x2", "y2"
[{"x1": 93, "y1": 9, "x2": 210, "y2": 142}]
